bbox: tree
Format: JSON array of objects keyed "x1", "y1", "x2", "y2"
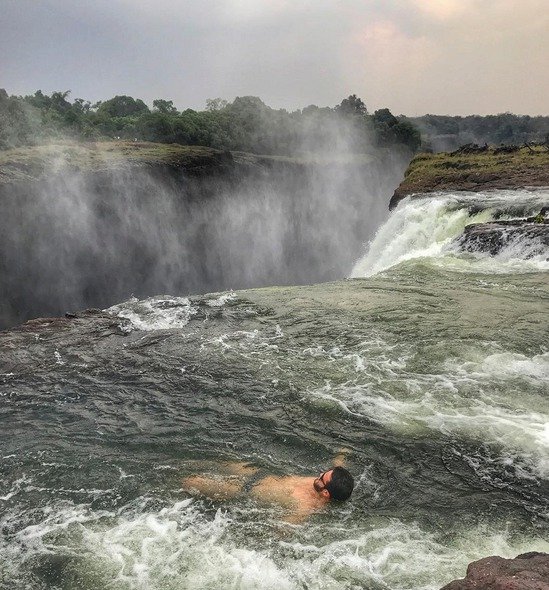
[
  {"x1": 392, "y1": 119, "x2": 421, "y2": 151},
  {"x1": 336, "y1": 94, "x2": 367, "y2": 116},
  {"x1": 152, "y1": 99, "x2": 178, "y2": 115},
  {"x1": 205, "y1": 98, "x2": 228, "y2": 111},
  {"x1": 372, "y1": 108, "x2": 421, "y2": 151},
  {"x1": 97, "y1": 95, "x2": 149, "y2": 118},
  {"x1": 137, "y1": 112, "x2": 174, "y2": 142},
  {"x1": 372, "y1": 108, "x2": 398, "y2": 127},
  {"x1": 50, "y1": 91, "x2": 72, "y2": 113},
  {"x1": 72, "y1": 98, "x2": 91, "y2": 114}
]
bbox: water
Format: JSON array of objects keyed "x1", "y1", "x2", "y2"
[
  {"x1": 1, "y1": 189, "x2": 548, "y2": 589},
  {"x1": 0, "y1": 152, "x2": 408, "y2": 330}
]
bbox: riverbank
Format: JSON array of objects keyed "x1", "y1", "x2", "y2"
[{"x1": 390, "y1": 145, "x2": 549, "y2": 208}]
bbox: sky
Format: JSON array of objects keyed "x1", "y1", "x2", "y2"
[{"x1": 1, "y1": 0, "x2": 547, "y2": 116}]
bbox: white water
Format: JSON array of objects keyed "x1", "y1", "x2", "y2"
[
  {"x1": 303, "y1": 335, "x2": 549, "y2": 480},
  {"x1": 5, "y1": 189, "x2": 548, "y2": 590},
  {"x1": 351, "y1": 190, "x2": 549, "y2": 277},
  {"x1": 2, "y1": 497, "x2": 548, "y2": 590},
  {"x1": 108, "y1": 296, "x2": 198, "y2": 331}
]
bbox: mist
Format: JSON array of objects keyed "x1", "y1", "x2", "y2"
[{"x1": 0, "y1": 134, "x2": 410, "y2": 329}]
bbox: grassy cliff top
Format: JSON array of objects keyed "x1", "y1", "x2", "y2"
[
  {"x1": 390, "y1": 145, "x2": 549, "y2": 207},
  {"x1": 0, "y1": 141, "x2": 377, "y2": 185},
  {"x1": 0, "y1": 141, "x2": 234, "y2": 184}
]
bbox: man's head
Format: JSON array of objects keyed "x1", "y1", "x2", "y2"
[{"x1": 313, "y1": 466, "x2": 354, "y2": 501}]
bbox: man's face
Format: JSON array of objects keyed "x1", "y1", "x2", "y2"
[{"x1": 313, "y1": 469, "x2": 334, "y2": 497}]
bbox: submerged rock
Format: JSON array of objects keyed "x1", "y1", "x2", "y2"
[
  {"x1": 441, "y1": 552, "x2": 549, "y2": 590},
  {"x1": 456, "y1": 219, "x2": 549, "y2": 257}
]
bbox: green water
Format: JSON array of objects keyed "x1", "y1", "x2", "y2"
[
  {"x1": 1, "y1": 190, "x2": 548, "y2": 589},
  {"x1": 1, "y1": 260, "x2": 548, "y2": 589}
]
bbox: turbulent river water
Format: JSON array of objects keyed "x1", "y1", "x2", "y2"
[{"x1": 1, "y1": 189, "x2": 548, "y2": 589}]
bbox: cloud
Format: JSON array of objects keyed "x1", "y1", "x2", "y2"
[
  {"x1": 0, "y1": 0, "x2": 547, "y2": 116},
  {"x1": 412, "y1": 0, "x2": 476, "y2": 21}
]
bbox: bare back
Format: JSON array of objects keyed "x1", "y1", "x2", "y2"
[{"x1": 250, "y1": 475, "x2": 329, "y2": 521}]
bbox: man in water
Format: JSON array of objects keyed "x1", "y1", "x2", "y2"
[{"x1": 182, "y1": 452, "x2": 354, "y2": 523}]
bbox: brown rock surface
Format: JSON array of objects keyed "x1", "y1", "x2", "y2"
[
  {"x1": 389, "y1": 145, "x2": 549, "y2": 209},
  {"x1": 441, "y1": 552, "x2": 549, "y2": 590}
]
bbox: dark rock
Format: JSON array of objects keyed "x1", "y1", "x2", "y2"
[
  {"x1": 456, "y1": 219, "x2": 549, "y2": 257},
  {"x1": 494, "y1": 144, "x2": 521, "y2": 155},
  {"x1": 440, "y1": 552, "x2": 549, "y2": 590},
  {"x1": 451, "y1": 143, "x2": 489, "y2": 155}
]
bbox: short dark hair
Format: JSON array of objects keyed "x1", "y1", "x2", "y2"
[{"x1": 325, "y1": 466, "x2": 354, "y2": 501}]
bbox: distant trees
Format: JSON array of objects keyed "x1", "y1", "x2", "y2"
[
  {"x1": 2, "y1": 88, "x2": 548, "y2": 155},
  {"x1": 408, "y1": 112, "x2": 549, "y2": 152},
  {"x1": 95, "y1": 95, "x2": 149, "y2": 118},
  {"x1": 0, "y1": 88, "x2": 470, "y2": 155},
  {"x1": 336, "y1": 94, "x2": 367, "y2": 117},
  {"x1": 372, "y1": 109, "x2": 421, "y2": 151},
  {"x1": 205, "y1": 98, "x2": 228, "y2": 111},
  {"x1": 152, "y1": 99, "x2": 178, "y2": 114}
]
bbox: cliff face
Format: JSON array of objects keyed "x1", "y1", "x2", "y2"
[
  {"x1": 390, "y1": 145, "x2": 549, "y2": 209},
  {"x1": 0, "y1": 141, "x2": 409, "y2": 329}
]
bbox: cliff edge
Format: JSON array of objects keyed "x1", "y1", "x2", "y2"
[
  {"x1": 0, "y1": 140, "x2": 376, "y2": 186},
  {"x1": 390, "y1": 145, "x2": 549, "y2": 209}
]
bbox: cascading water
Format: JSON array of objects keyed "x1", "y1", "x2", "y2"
[
  {"x1": 352, "y1": 189, "x2": 549, "y2": 277},
  {"x1": 1, "y1": 188, "x2": 548, "y2": 589}
]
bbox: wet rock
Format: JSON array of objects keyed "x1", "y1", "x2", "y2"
[
  {"x1": 440, "y1": 552, "x2": 549, "y2": 590},
  {"x1": 456, "y1": 220, "x2": 549, "y2": 257}
]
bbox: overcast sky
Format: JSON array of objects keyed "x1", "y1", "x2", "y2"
[{"x1": 2, "y1": 0, "x2": 547, "y2": 116}]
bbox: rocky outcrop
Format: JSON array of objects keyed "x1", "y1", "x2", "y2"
[
  {"x1": 457, "y1": 220, "x2": 549, "y2": 256},
  {"x1": 456, "y1": 219, "x2": 549, "y2": 257},
  {"x1": 390, "y1": 145, "x2": 549, "y2": 209},
  {"x1": 441, "y1": 552, "x2": 549, "y2": 590}
]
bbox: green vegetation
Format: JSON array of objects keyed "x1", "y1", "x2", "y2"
[
  {"x1": 0, "y1": 141, "x2": 239, "y2": 184},
  {"x1": 408, "y1": 113, "x2": 549, "y2": 152},
  {"x1": 390, "y1": 145, "x2": 549, "y2": 206},
  {"x1": 0, "y1": 89, "x2": 421, "y2": 155},
  {"x1": 0, "y1": 139, "x2": 382, "y2": 186}
]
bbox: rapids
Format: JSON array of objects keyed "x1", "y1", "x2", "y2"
[{"x1": 1, "y1": 189, "x2": 548, "y2": 589}]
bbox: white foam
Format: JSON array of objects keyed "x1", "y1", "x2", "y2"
[
  {"x1": 206, "y1": 291, "x2": 237, "y2": 307},
  {"x1": 447, "y1": 351, "x2": 549, "y2": 383},
  {"x1": 304, "y1": 344, "x2": 549, "y2": 479},
  {"x1": 2, "y1": 499, "x2": 291, "y2": 589},
  {"x1": 0, "y1": 475, "x2": 31, "y2": 501},
  {"x1": 107, "y1": 296, "x2": 197, "y2": 331},
  {"x1": 283, "y1": 521, "x2": 549, "y2": 590},
  {"x1": 3, "y1": 499, "x2": 548, "y2": 590},
  {"x1": 351, "y1": 190, "x2": 549, "y2": 277}
]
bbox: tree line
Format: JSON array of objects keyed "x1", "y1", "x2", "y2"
[
  {"x1": 408, "y1": 113, "x2": 549, "y2": 152},
  {"x1": 0, "y1": 89, "x2": 421, "y2": 155}
]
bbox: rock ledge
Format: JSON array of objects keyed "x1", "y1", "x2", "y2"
[{"x1": 441, "y1": 552, "x2": 549, "y2": 590}]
